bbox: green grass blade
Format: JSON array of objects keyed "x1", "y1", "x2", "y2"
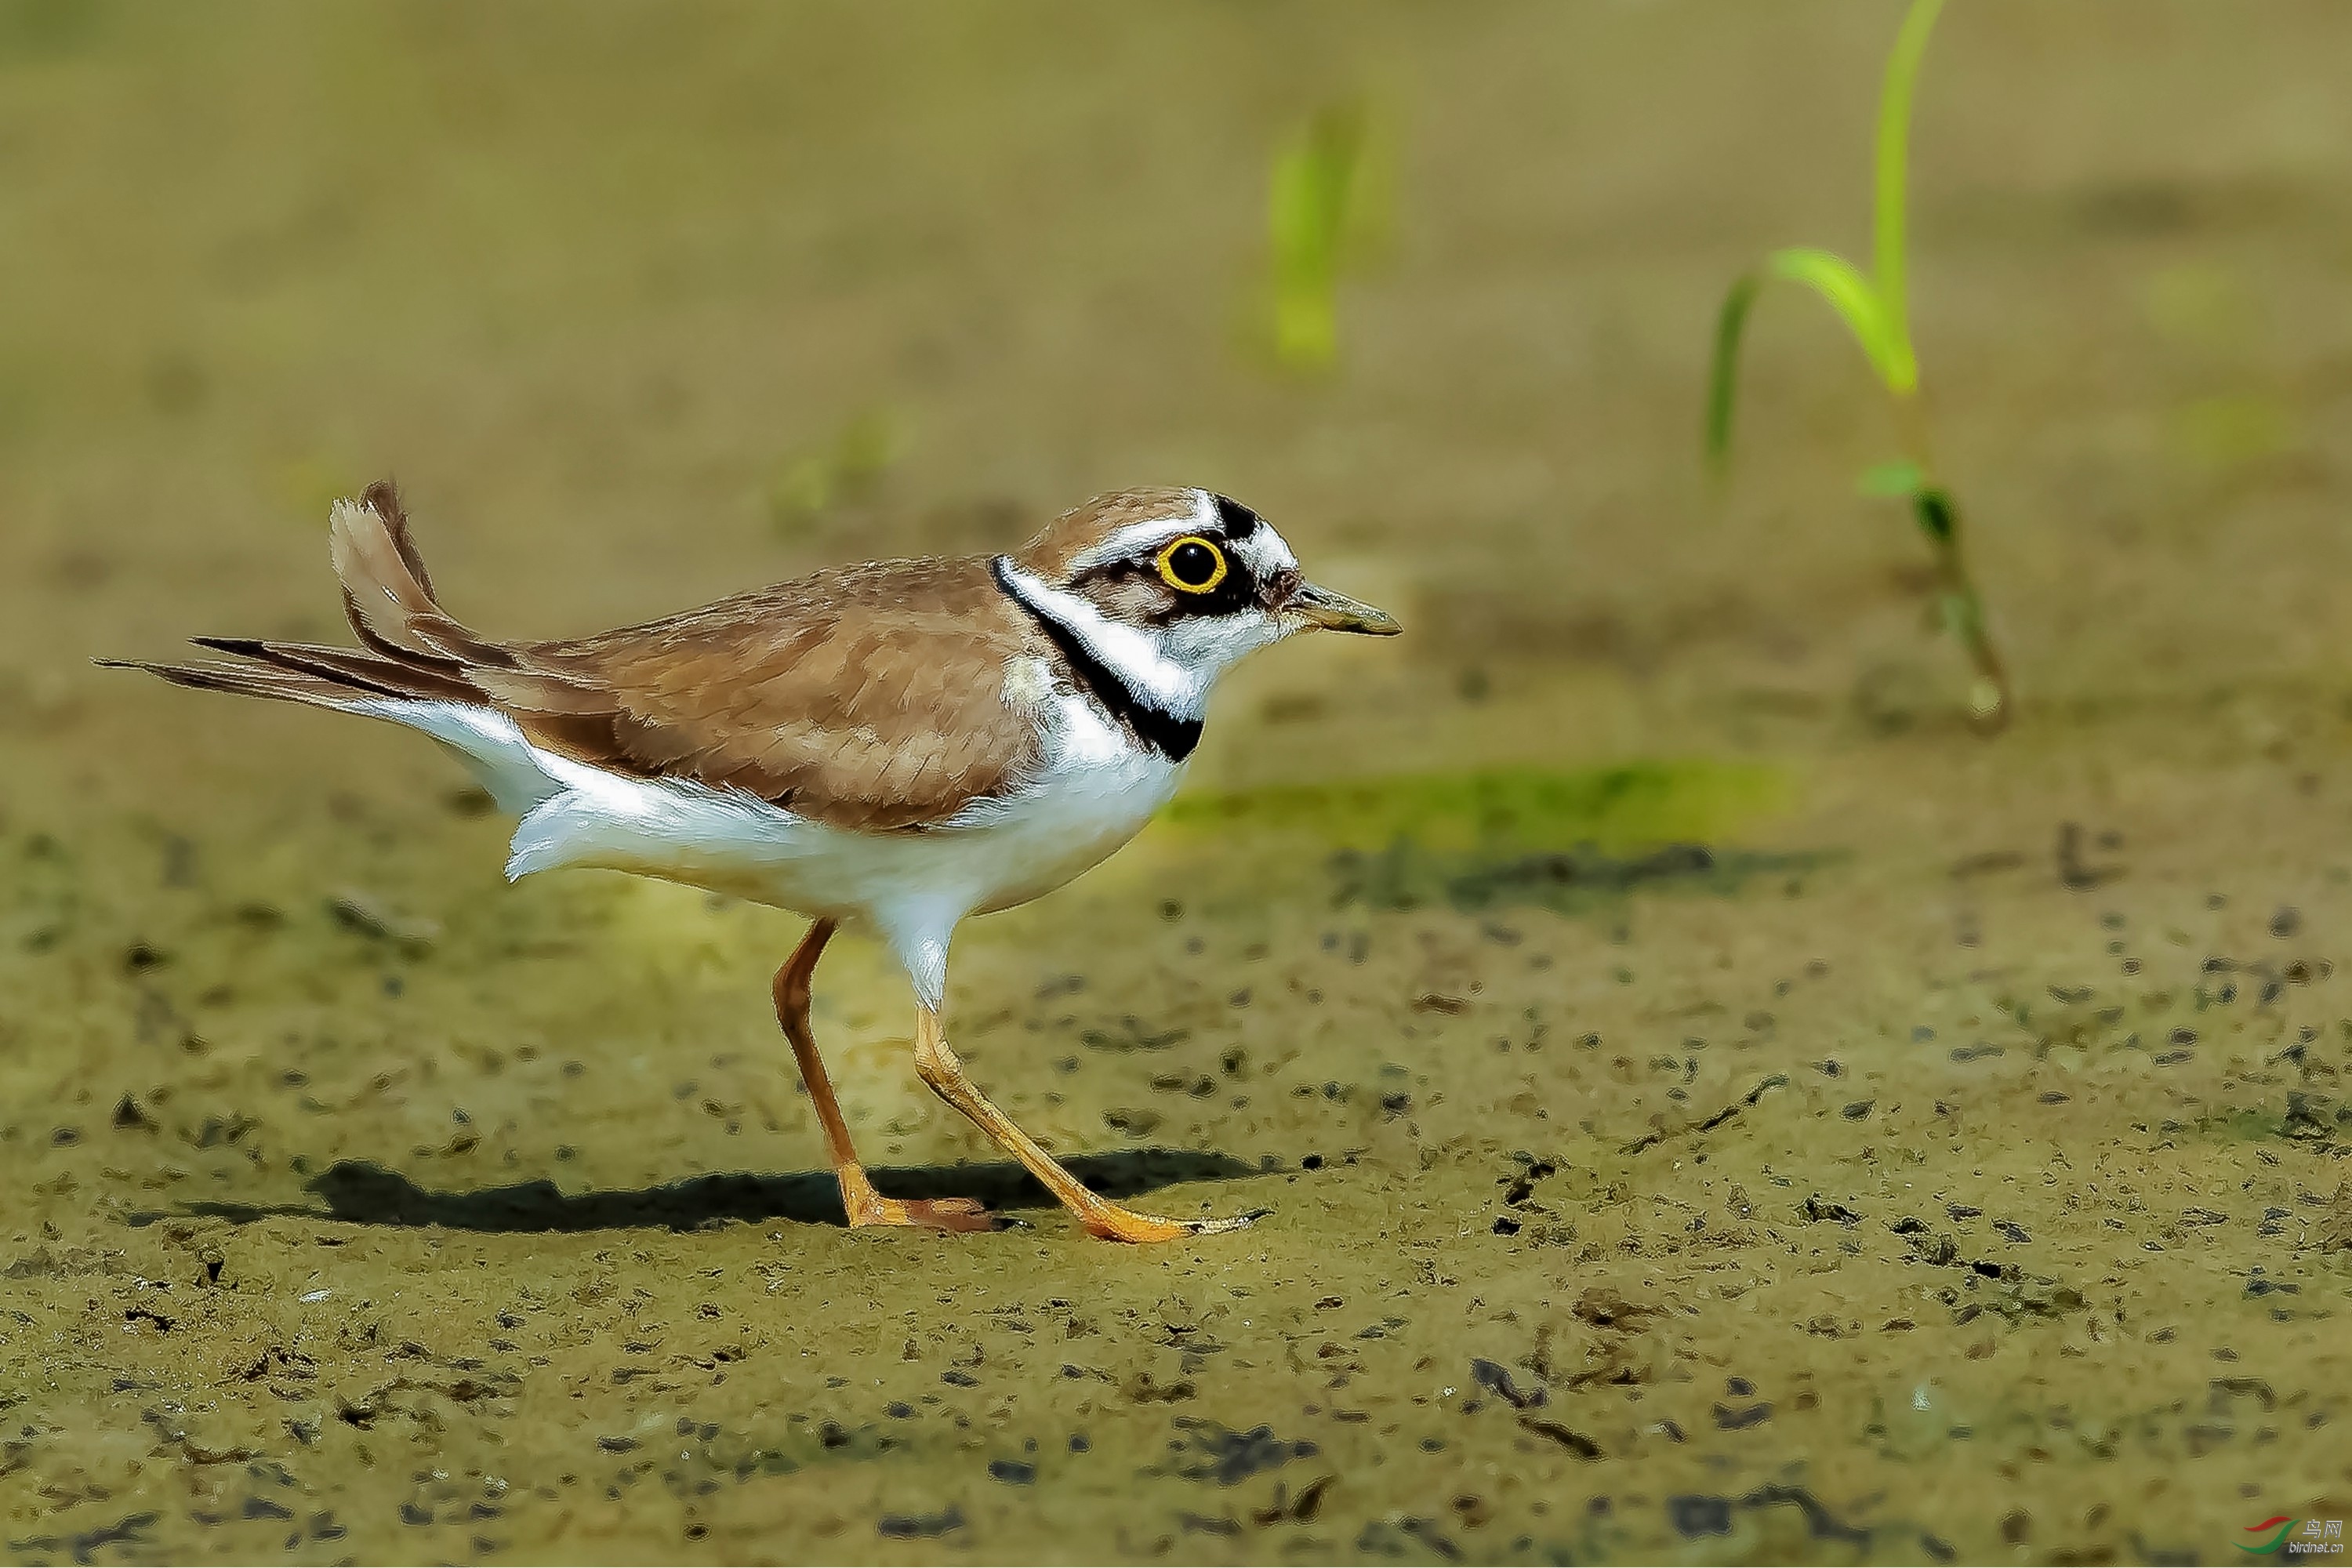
[
  {"x1": 1763, "y1": 246, "x2": 1901, "y2": 389},
  {"x1": 1268, "y1": 103, "x2": 1367, "y2": 371},
  {"x1": 1708, "y1": 249, "x2": 1902, "y2": 470},
  {"x1": 1871, "y1": 0, "x2": 1943, "y2": 394},
  {"x1": 1704, "y1": 270, "x2": 1766, "y2": 473}
]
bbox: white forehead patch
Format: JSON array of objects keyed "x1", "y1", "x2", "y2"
[
  {"x1": 1226, "y1": 517, "x2": 1298, "y2": 582},
  {"x1": 1070, "y1": 488, "x2": 1299, "y2": 580}
]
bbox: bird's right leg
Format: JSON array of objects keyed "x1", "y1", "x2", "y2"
[
  {"x1": 773, "y1": 920, "x2": 998, "y2": 1232},
  {"x1": 911, "y1": 1004, "x2": 1258, "y2": 1243}
]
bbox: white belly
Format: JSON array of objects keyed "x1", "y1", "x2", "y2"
[{"x1": 360, "y1": 693, "x2": 1181, "y2": 1003}]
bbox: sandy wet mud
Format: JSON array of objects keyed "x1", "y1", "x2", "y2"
[{"x1": 5, "y1": 3, "x2": 2352, "y2": 1563}]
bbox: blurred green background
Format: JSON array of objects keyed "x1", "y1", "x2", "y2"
[{"x1": 7, "y1": 0, "x2": 2351, "y2": 804}]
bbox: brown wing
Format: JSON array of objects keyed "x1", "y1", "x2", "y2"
[
  {"x1": 117, "y1": 483, "x2": 1050, "y2": 833},
  {"x1": 501, "y1": 557, "x2": 1048, "y2": 832}
]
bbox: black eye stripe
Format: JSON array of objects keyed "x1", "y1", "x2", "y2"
[
  {"x1": 1062, "y1": 557, "x2": 1151, "y2": 594},
  {"x1": 1065, "y1": 532, "x2": 1257, "y2": 604}
]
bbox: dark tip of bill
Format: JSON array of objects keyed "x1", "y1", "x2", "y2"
[{"x1": 1212, "y1": 494, "x2": 1262, "y2": 539}]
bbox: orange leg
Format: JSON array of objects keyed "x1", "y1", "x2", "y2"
[
  {"x1": 911, "y1": 1004, "x2": 1258, "y2": 1243},
  {"x1": 772, "y1": 921, "x2": 996, "y2": 1232}
]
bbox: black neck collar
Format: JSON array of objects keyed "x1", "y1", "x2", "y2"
[{"x1": 991, "y1": 556, "x2": 1201, "y2": 762}]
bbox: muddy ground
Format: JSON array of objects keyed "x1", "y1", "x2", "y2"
[{"x1": 6, "y1": 3, "x2": 2352, "y2": 1563}]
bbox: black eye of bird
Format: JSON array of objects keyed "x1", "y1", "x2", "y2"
[{"x1": 1155, "y1": 535, "x2": 1229, "y2": 594}]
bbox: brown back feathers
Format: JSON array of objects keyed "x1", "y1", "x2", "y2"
[{"x1": 107, "y1": 482, "x2": 1051, "y2": 832}]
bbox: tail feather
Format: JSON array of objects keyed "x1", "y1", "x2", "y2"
[
  {"x1": 187, "y1": 635, "x2": 481, "y2": 706},
  {"x1": 363, "y1": 478, "x2": 435, "y2": 601},
  {"x1": 93, "y1": 656, "x2": 365, "y2": 710},
  {"x1": 328, "y1": 481, "x2": 517, "y2": 670},
  {"x1": 105, "y1": 478, "x2": 608, "y2": 813},
  {"x1": 103, "y1": 477, "x2": 503, "y2": 714}
]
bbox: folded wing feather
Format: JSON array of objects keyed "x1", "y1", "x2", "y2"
[{"x1": 107, "y1": 481, "x2": 1049, "y2": 833}]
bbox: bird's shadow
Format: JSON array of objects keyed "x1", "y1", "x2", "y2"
[{"x1": 138, "y1": 1149, "x2": 1279, "y2": 1234}]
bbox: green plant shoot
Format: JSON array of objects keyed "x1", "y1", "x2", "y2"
[
  {"x1": 1704, "y1": 0, "x2": 2010, "y2": 731},
  {"x1": 1267, "y1": 100, "x2": 1370, "y2": 372}
]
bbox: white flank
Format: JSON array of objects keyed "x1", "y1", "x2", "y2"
[{"x1": 338, "y1": 688, "x2": 1181, "y2": 1010}]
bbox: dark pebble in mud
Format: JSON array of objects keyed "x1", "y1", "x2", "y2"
[
  {"x1": 1802, "y1": 1196, "x2": 1861, "y2": 1225},
  {"x1": 1521, "y1": 1420, "x2": 1602, "y2": 1459},
  {"x1": 1167, "y1": 1419, "x2": 1316, "y2": 1485},
  {"x1": 989, "y1": 1459, "x2": 1036, "y2": 1485},
  {"x1": 1713, "y1": 1402, "x2": 1773, "y2": 1429},
  {"x1": 1469, "y1": 1358, "x2": 1544, "y2": 1409},
  {"x1": 1747, "y1": 1483, "x2": 1871, "y2": 1545},
  {"x1": 877, "y1": 1506, "x2": 964, "y2": 1539},
  {"x1": 2272, "y1": 906, "x2": 2302, "y2": 938},
  {"x1": 1670, "y1": 1495, "x2": 1734, "y2": 1537}
]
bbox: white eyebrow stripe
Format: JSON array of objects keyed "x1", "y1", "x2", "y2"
[
  {"x1": 1068, "y1": 489, "x2": 1298, "y2": 579},
  {"x1": 1069, "y1": 514, "x2": 1202, "y2": 575}
]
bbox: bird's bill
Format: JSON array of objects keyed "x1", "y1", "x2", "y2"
[{"x1": 1285, "y1": 580, "x2": 1401, "y2": 636}]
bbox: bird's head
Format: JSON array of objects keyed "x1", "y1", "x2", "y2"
[{"x1": 992, "y1": 487, "x2": 1399, "y2": 722}]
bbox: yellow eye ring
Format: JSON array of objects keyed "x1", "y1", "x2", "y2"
[{"x1": 1156, "y1": 535, "x2": 1229, "y2": 593}]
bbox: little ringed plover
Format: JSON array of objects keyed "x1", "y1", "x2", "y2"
[{"x1": 107, "y1": 482, "x2": 1399, "y2": 1243}]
